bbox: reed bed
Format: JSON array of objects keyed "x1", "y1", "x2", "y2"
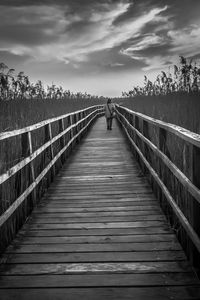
[{"x1": 0, "y1": 98, "x2": 105, "y2": 132}]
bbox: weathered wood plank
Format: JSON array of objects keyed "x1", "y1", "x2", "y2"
[
  {"x1": 31, "y1": 210, "x2": 161, "y2": 217},
  {"x1": 1, "y1": 286, "x2": 200, "y2": 300},
  {"x1": 2, "y1": 251, "x2": 186, "y2": 264},
  {"x1": 33, "y1": 207, "x2": 159, "y2": 213},
  {"x1": 18, "y1": 226, "x2": 173, "y2": 236},
  {"x1": 22, "y1": 220, "x2": 167, "y2": 230},
  {"x1": 38, "y1": 200, "x2": 158, "y2": 208},
  {"x1": 14, "y1": 234, "x2": 176, "y2": 245},
  {"x1": 40, "y1": 197, "x2": 157, "y2": 204},
  {"x1": 0, "y1": 273, "x2": 198, "y2": 288},
  {"x1": 29, "y1": 215, "x2": 165, "y2": 224},
  {"x1": 0, "y1": 261, "x2": 192, "y2": 275},
  {"x1": 6, "y1": 241, "x2": 181, "y2": 253}
]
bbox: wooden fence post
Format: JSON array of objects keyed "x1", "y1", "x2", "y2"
[
  {"x1": 58, "y1": 119, "x2": 65, "y2": 146},
  {"x1": 21, "y1": 132, "x2": 30, "y2": 196},
  {"x1": 158, "y1": 128, "x2": 171, "y2": 159},
  {"x1": 58, "y1": 118, "x2": 65, "y2": 163},
  {"x1": 142, "y1": 120, "x2": 151, "y2": 165},
  {"x1": 70, "y1": 114, "x2": 74, "y2": 148},
  {"x1": 45, "y1": 123, "x2": 55, "y2": 177},
  {"x1": 134, "y1": 116, "x2": 140, "y2": 160},
  {"x1": 27, "y1": 132, "x2": 37, "y2": 206}
]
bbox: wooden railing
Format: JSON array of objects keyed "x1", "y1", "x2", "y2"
[
  {"x1": 116, "y1": 105, "x2": 200, "y2": 272},
  {"x1": 0, "y1": 105, "x2": 103, "y2": 253}
]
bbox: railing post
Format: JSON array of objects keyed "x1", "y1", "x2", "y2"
[
  {"x1": 134, "y1": 116, "x2": 140, "y2": 155},
  {"x1": 27, "y1": 132, "x2": 37, "y2": 206},
  {"x1": 21, "y1": 132, "x2": 30, "y2": 196},
  {"x1": 79, "y1": 111, "x2": 84, "y2": 138},
  {"x1": 58, "y1": 118, "x2": 65, "y2": 148},
  {"x1": 142, "y1": 120, "x2": 151, "y2": 165},
  {"x1": 45, "y1": 123, "x2": 55, "y2": 177},
  {"x1": 77, "y1": 112, "x2": 82, "y2": 142},
  {"x1": 158, "y1": 128, "x2": 170, "y2": 159},
  {"x1": 70, "y1": 115, "x2": 74, "y2": 139},
  {"x1": 58, "y1": 118, "x2": 65, "y2": 163}
]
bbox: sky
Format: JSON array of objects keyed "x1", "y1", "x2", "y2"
[{"x1": 0, "y1": 0, "x2": 200, "y2": 97}]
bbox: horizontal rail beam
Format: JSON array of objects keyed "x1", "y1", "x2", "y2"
[
  {"x1": 117, "y1": 115, "x2": 200, "y2": 254},
  {"x1": 116, "y1": 105, "x2": 200, "y2": 148},
  {"x1": 116, "y1": 109, "x2": 200, "y2": 205},
  {"x1": 0, "y1": 110, "x2": 102, "y2": 228},
  {"x1": 0, "y1": 108, "x2": 101, "y2": 185}
]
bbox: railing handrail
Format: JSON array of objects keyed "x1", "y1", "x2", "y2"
[
  {"x1": 0, "y1": 106, "x2": 103, "y2": 229},
  {"x1": 115, "y1": 105, "x2": 200, "y2": 256},
  {"x1": 0, "y1": 105, "x2": 103, "y2": 140},
  {"x1": 116, "y1": 105, "x2": 200, "y2": 148},
  {"x1": 116, "y1": 108, "x2": 200, "y2": 204}
]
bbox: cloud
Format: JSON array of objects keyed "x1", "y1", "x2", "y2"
[
  {"x1": 119, "y1": 2, "x2": 200, "y2": 71},
  {"x1": 1, "y1": 0, "x2": 200, "y2": 96},
  {"x1": 168, "y1": 25, "x2": 200, "y2": 57},
  {"x1": 0, "y1": 1, "x2": 169, "y2": 65},
  {"x1": 120, "y1": 33, "x2": 167, "y2": 57},
  {"x1": 110, "y1": 63, "x2": 125, "y2": 67}
]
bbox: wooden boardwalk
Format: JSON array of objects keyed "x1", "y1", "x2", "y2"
[{"x1": 0, "y1": 117, "x2": 200, "y2": 299}]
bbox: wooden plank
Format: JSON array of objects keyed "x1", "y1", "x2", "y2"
[
  {"x1": 6, "y1": 241, "x2": 181, "y2": 253},
  {"x1": 18, "y1": 227, "x2": 173, "y2": 236},
  {"x1": 0, "y1": 261, "x2": 192, "y2": 275},
  {"x1": 32, "y1": 211, "x2": 162, "y2": 218},
  {"x1": 15, "y1": 234, "x2": 177, "y2": 245},
  {"x1": 29, "y1": 215, "x2": 165, "y2": 224},
  {"x1": 40, "y1": 197, "x2": 157, "y2": 204},
  {"x1": 0, "y1": 273, "x2": 198, "y2": 288},
  {"x1": 1, "y1": 286, "x2": 200, "y2": 300},
  {"x1": 23, "y1": 220, "x2": 167, "y2": 229},
  {"x1": 47, "y1": 185, "x2": 151, "y2": 191},
  {"x1": 45, "y1": 193, "x2": 154, "y2": 200},
  {"x1": 2, "y1": 251, "x2": 187, "y2": 264},
  {"x1": 34, "y1": 205, "x2": 158, "y2": 212},
  {"x1": 37, "y1": 200, "x2": 158, "y2": 208}
]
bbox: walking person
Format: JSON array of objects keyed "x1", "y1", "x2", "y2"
[{"x1": 104, "y1": 98, "x2": 115, "y2": 130}]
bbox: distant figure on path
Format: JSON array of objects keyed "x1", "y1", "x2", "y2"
[{"x1": 104, "y1": 98, "x2": 115, "y2": 130}]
